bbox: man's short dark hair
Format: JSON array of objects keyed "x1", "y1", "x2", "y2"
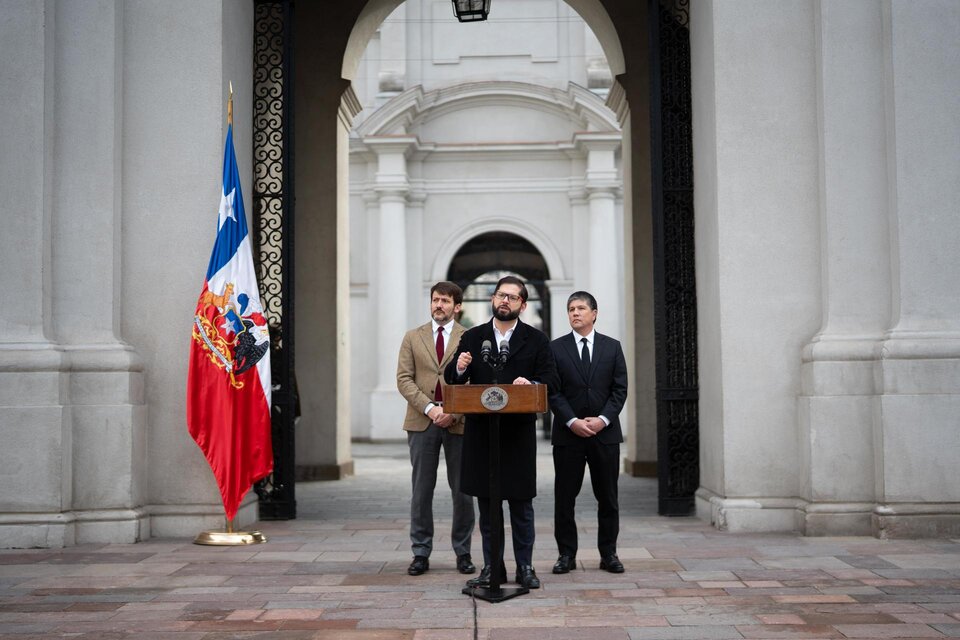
[
  {"x1": 567, "y1": 291, "x2": 597, "y2": 312},
  {"x1": 495, "y1": 275, "x2": 529, "y2": 302},
  {"x1": 430, "y1": 281, "x2": 463, "y2": 305}
]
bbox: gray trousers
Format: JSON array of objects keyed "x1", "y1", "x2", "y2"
[{"x1": 408, "y1": 424, "x2": 475, "y2": 558}]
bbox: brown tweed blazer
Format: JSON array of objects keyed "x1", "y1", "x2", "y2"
[{"x1": 395, "y1": 321, "x2": 466, "y2": 433}]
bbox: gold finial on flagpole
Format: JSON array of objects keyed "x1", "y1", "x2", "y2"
[
  {"x1": 194, "y1": 515, "x2": 267, "y2": 546},
  {"x1": 227, "y1": 81, "x2": 234, "y2": 126}
]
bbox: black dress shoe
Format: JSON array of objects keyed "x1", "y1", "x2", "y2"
[
  {"x1": 407, "y1": 556, "x2": 429, "y2": 576},
  {"x1": 552, "y1": 555, "x2": 577, "y2": 574},
  {"x1": 465, "y1": 563, "x2": 507, "y2": 588},
  {"x1": 456, "y1": 553, "x2": 476, "y2": 574},
  {"x1": 599, "y1": 554, "x2": 624, "y2": 573},
  {"x1": 515, "y1": 564, "x2": 541, "y2": 589}
]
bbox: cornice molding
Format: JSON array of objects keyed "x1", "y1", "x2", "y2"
[{"x1": 355, "y1": 81, "x2": 621, "y2": 139}]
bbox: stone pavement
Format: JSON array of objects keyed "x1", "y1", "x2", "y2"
[{"x1": 1, "y1": 441, "x2": 959, "y2": 639}]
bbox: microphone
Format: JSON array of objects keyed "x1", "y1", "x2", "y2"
[
  {"x1": 480, "y1": 340, "x2": 493, "y2": 363},
  {"x1": 498, "y1": 339, "x2": 510, "y2": 365}
]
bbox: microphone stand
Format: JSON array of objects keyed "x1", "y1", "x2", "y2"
[{"x1": 464, "y1": 347, "x2": 529, "y2": 603}]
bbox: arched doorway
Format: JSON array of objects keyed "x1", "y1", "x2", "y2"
[
  {"x1": 447, "y1": 232, "x2": 551, "y2": 333},
  {"x1": 251, "y1": 0, "x2": 698, "y2": 520}
]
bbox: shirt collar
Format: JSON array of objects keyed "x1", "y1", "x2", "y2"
[
  {"x1": 573, "y1": 329, "x2": 596, "y2": 345},
  {"x1": 432, "y1": 319, "x2": 454, "y2": 334},
  {"x1": 493, "y1": 319, "x2": 519, "y2": 342}
]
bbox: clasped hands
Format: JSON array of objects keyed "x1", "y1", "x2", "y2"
[
  {"x1": 427, "y1": 404, "x2": 455, "y2": 428},
  {"x1": 571, "y1": 417, "x2": 605, "y2": 438}
]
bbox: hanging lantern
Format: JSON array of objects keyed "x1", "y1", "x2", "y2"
[{"x1": 451, "y1": 0, "x2": 491, "y2": 22}]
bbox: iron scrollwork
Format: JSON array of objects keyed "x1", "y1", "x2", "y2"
[
  {"x1": 652, "y1": 0, "x2": 699, "y2": 516},
  {"x1": 252, "y1": 0, "x2": 297, "y2": 520}
]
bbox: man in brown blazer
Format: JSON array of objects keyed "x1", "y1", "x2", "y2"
[{"x1": 396, "y1": 281, "x2": 475, "y2": 576}]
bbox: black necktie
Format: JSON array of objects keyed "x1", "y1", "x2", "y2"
[{"x1": 580, "y1": 337, "x2": 590, "y2": 367}]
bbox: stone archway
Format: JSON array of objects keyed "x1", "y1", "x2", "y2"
[{"x1": 258, "y1": 0, "x2": 698, "y2": 519}]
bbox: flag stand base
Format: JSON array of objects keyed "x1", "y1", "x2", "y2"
[
  {"x1": 193, "y1": 518, "x2": 267, "y2": 546},
  {"x1": 193, "y1": 529, "x2": 267, "y2": 546}
]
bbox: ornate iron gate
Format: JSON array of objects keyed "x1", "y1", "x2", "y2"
[
  {"x1": 651, "y1": 0, "x2": 699, "y2": 516},
  {"x1": 252, "y1": 0, "x2": 297, "y2": 520}
]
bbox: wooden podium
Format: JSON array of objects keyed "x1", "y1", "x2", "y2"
[
  {"x1": 443, "y1": 384, "x2": 547, "y2": 415},
  {"x1": 444, "y1": 383, "x2": 547, "y2": 603}
]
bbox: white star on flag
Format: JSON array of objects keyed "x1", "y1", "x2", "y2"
[{"x1": 218, "y1": 188, "x2": 237, "y2": 229}]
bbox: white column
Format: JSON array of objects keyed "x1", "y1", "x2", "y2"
[
  {"x1": 52, "y1": 0, "x2": 147, "y2": 544},
  {"x1": 691, "y1": 0, "x2": 822, "y2": 532},
  {"x1": 797, "y1": 0, "x2": 889, "y2": 536},
  {"x1": 546, "y1": 280, "x2": 575, "y2": 340},
  {"x1": 873, "y1": 0, "x2": 960, "y2": 537},
  {"x1": 0, "y1": 0, "x2": 73, "y2": 547},
  {"x1": 577, "y1": 133, "x2": 624, "y2": 340},
  {"x1": 366, "y1": 136, "x2": 416, "y2": 441}
]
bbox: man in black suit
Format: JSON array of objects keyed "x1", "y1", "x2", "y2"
[
  {"x1": 445, "y1": 276, "x2": 558, "y2": 590},
  {"x1": 549, "y1": 291, "x2": 628, "y2": 574}
]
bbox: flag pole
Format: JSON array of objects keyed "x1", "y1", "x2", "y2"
[
  {"x1": 227, "y1": 81, "x2": 234, "y2": 126},
  {"x1": 192, "y1": 82, "x2": 268, "y2": 547}
]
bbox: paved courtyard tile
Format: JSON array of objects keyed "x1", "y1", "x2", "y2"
[{"x1": 0, "y1": 442, "x2": 958, "y2": 638}]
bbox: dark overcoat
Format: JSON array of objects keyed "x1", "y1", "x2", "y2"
[
  {"x1": 549, "y1": 332, "x2": 628, "y2": 446},
  {"x1": 444, "y1": 318, "x2": 558, "y2": 499}
]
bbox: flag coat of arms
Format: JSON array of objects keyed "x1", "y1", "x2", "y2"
[{"x1": 187, "y1": 122, "x2": 273, "y2": 521}]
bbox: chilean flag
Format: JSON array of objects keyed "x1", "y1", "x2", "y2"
[{"x1": 186, "y1": 122, "x2": 273, "y2": 522}]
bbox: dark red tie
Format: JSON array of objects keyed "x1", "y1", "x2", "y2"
[{"x1": 434, "y1": 326, "x2": 445, "y2": 401}]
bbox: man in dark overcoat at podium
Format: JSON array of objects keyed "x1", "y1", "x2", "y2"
[{"x1": 445, "y1": 275, "x2": 558, "y2": 590}]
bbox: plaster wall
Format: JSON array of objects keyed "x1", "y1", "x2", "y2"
[{"x1": 352, "y1": 0, "x2": 598, "y2": 106}]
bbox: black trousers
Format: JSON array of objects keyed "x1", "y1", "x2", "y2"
[
  {"x1": 553, "y1": 438, "x2": 620, "y2": 558},
  {"x1": 476, "y1": 497, "x2": 535, "y2": 568}
]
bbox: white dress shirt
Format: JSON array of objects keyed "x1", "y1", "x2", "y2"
[{"x1": 566, "y1": 329, "x2": 611, "y2": 429}]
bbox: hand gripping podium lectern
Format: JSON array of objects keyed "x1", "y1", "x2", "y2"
[{"x1": 444, "y1": 384, "x2": 548, "y2": 603}]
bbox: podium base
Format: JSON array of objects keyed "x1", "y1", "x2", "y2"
[{"x1": 462, "y1": 585, "x2": 529, "y2": 603}]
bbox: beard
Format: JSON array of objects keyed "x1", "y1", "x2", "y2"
[
  {"x1": 492, "y1": 301, "x2": 520, "y2": 322},
  {"x1": 432, "y1": 308, "x2": 453, "y2": 324}
]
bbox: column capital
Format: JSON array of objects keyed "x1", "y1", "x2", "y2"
[
  {"x1": 572, "y1": 131, "x2": 622, "y2": 154},
  {"x1": 362, "y1": 135, "x2": 419, "y2": 157},
  {"x1": 365, "y1": 136, "x2": 417, "y2": 199},
  {"x1": 586, "y1": 184, "x2": 620, "y2": 199}
]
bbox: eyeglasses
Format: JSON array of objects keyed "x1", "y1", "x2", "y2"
[{"x1": 493, "y1": 291, "x2": 522, "y2": 303}]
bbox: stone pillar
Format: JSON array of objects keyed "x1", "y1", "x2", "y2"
[
  {"x1": 576, "y1": 132, "x2": 623, "y2": 340},
  {"x1": 872, "y1": 0, "x2": 960, "y2": 537},
  {"x1": 606, "y1": 80, "x2": 656, "y2": 477},
  {"x1": 52, "y1": 0, "x2": 147, "y2": 544},
  {"x1": 546, "y1": 279, "x2": 575, "y2": 340},
  {"x1": 797, "y1": 1, "x2": 889, "y2": 536},
  {"x1": 366, "y1": 136, "x2": 416, "y2": 442},
  {"x1": 691, "y1": 1, "x2": 822, "y2": 532},
  {"x1": 0, "y1": 0, "x2": 73, "y2": 547}
]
